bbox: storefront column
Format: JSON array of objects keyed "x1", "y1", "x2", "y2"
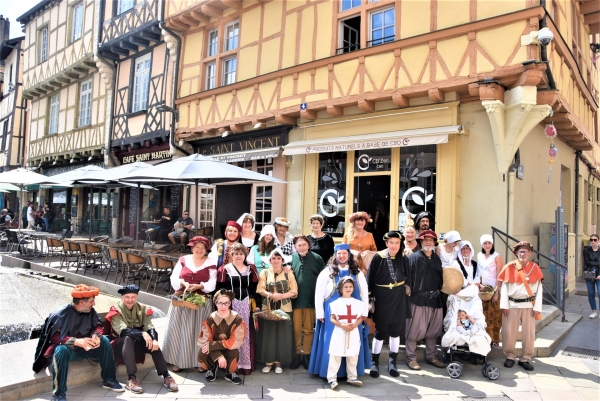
[{"x1": 436, "y1": 135, "x2": 461, "y2": 234}]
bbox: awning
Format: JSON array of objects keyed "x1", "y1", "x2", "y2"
[
  {"x1": 209, "y1": 147, "x2": 282, "y2": 163},
  {"x1": 283, "y1": 125, "x2": 462, "y2": 155}
]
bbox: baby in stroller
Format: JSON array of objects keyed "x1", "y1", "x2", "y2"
[{"x1": 441, "y1": 285, "x2": 499, "y2": 380}]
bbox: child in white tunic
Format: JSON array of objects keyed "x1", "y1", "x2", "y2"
[{"x1": 327, "y1": 277, "x2": 364, "y2": 390}]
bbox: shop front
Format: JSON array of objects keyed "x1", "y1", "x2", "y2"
[
  {"x1": 284, "y1": 103, "x2": 462, "y2": 239},
  {"x1": 191, "y1": 125, "x2": 292, "y2": 238}
]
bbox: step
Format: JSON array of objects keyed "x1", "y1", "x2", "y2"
[
  {"x1": 0, "y1": 318, "x2": 167, "y2": 401},
  {"x1": 499, "y1": 304, "x2": 560, "y2": 341}
]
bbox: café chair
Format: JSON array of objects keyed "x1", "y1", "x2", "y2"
[
  {"x1": 45, "y1": 237, "x2": 64, "y2": 266},
  {"x1": 147, "y1": 255, "x2": 174, "y2": 294},
  {"x1": 61, "y1": 240, "x2": 80, "y2": 270},
  {"x1": 106, "y1": 247, "x2": 123, "y2": 283},
  {"x1": 118, "y1": 250, "x2": 148, "y2": 287}
]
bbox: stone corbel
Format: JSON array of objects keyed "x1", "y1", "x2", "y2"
[
  {"x1": 94, "y1": 56, "x2": 114, "y2": 90},
  {"x1": 482, "y1": 86, "x2": 552, "y2": 173},
  {"x1": 162, "y1": 29, "x2": 180, "y2": 59}
]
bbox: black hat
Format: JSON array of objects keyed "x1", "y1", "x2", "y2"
[
  {"x1": 118, "y1": 284, "x2": 140, "y2": 295},
  {"x1": 414, "y1": 211, "x2": 435, "y2": 227},
  {"x1": 383, "y1": 231, "x2": 403, "y2": 241}
]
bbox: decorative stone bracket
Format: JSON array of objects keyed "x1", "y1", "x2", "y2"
[{"x1": 482, "y1": 86, "x2": 552, "y2": 173}]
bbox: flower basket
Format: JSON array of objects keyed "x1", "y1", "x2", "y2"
[
  {"x1": 253, "y1": 302, "x2": 290, "y2": 330},
  {"x1": 171, "y1": 289, "x2": 205, "y2": 310}
]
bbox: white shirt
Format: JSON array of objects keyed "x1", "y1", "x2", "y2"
[
  {"x1": 329, "y1": 297, "x2": 364, "y2": 356},
  {"x1": 450, "y1": 258, "x2": 481, "y2": 288},
  {"x1": 500, "y1": 279, "x2": 543, "y2": 312},
  {"x1": 438, "y1": 245, "x2": 458, "y2": 267},
  {"x1": 314, "y1": 265, "x2": 368, "y2": 319},
  {"x1": 170, "y1": 254, "x2": 217, "y2": 293},
  {"x1": 477, "y1": 252, "x2": 499, "y2": 286},
  {"x1": 27, "y1": 206, "x2": 34, "y2": 222}
]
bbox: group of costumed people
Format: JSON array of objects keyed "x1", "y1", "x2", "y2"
[{"x1": 33, "y1": 210, "x2": 545, "y2": 400}]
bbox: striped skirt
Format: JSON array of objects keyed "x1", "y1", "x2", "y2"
[
  {"x1": 232, "y1": 297, "x2": 253, "y2": 372},
  {"x1": 162, "y1": 301, "x2": 214, "y2": 369}
]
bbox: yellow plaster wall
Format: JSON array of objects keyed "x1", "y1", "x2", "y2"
[
  {"x1": 437, "y1": 36, "x2": 469, "y2": 77},
  {"x1": 477, "y1": 0, "x2": 526, "y2": 21},
  {"x1": 477, "y1": 22, "x2": 526, "y2": 67},
  {"x1": 240, "y1": 7, "x2": 261, "y2": 46},
  {"x1": 298, "y1": 6, "x2": 315, "y2": 65},
  {"x1": 365, "y1": 52, "x2": 395, "y2": 91},
  {"x1": 401, "y1": 1, "x2": 430, "y2": 39},
  {"x1": 238, "y1": 47, "x2": 259, "y2": 81},
  {"x1": 281, "y1": 12, "x2": 298, "y2": 69},
  {"x1": 259, "y1": 38, "x2": 281, "y2": 75},
  {"x1": 263, "y1": 0, "x2": 283, "y2": 38},
  {"x1": 437, "y1": 0, "x2": 470, "y2": 30}
]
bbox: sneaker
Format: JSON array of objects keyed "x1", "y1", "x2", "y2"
[
  {"x1": 590, "y1": 311, "x2": 598, "y2": 319},
  {"x1": 52, "y1": 393, "x2": 67, "y2": 401},
  {"x1": 262, "y1": 364, "x2": 272, "y2": 373},
  {"x1": 102, "y1": 379, "x2": 125, "y2": 392},
  {"x1": 274, "y1": 365, "x2": 283, "y2": 374},
  {"x1": 329, "y1": 381, "x2": 338, "y2": 390},
  {"x1": 126, "y1": 377, "x2": 143, "y2": 394},
  {"x1": 163, "y1": 376, "x2": 178, "y2": 392},
  {"x1": 205, "y1": 365, "x2": 218, "y2": 382},
  {"x1": 347, "y1": 379, "x2": 363, "y2": 387},
  {"x1": 225, "y1": 372, "x2": 243, "y2": 385}
]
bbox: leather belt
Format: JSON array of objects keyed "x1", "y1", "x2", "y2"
[
  {"x1": 375, "y1": 281, "x2": 405, "y2": 289},
  {"x1": 508, "y1": 295, "x2": 535, "y2": 303}
]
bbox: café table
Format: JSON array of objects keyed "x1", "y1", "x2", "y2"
[{"x1": 26, "y1": 231, "x2": 59, "y2": 257}]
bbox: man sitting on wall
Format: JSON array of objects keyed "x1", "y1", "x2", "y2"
[
  {"x1": 168, "y1": 211, "x2": 194, "y2": 248},
  {"x1": 33, "y1": 285, "x2": 124, "y2": 401}
]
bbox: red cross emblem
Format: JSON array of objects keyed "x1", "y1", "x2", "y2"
[{"x1": 338, "y1": 304, "x2": 358, "y2": 323}]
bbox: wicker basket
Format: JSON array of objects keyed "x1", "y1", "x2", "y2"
[
  {"x1": 171, "y1": 289, "x2": 200, "y2": 310},
  {"x1": 479, "y1": 285, "x2": 495, "y2": 301},
  {"x1": 253, "y1": 301, "x2": 290, "y2": 321}
]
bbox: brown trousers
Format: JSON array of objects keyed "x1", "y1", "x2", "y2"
[
  {"x1": 482, "y1": 298, "x2": 502, "y2": 343},
  {"x1": 293, "y1": 308, "x2": 316, "y2": 354},
  {"x1": 501, "y1": 308, "x2": 535, "y2": 362},
  {"x1": 198, "y1": 349, "x2": 239, "y2": 373},
  {"x1": 405, "y1": 304, "x2": 443, "y2": 361}
]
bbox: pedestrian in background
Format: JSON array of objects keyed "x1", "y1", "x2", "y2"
[{"x1": 583, "y1": 234, "x2": 600, "y2": 319}]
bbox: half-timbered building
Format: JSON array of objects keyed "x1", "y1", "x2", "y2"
[
  {"x1": 166, "y1": 0, "x2": 600, "y2": 287},
  {"x1": 98, "y1": 0, "x2": 184, "y2": 238},
  {"x1": 18, "y1": 0, "x2": 110, "y2": 232}
]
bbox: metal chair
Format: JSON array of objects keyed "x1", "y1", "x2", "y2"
[
  {"x1": 8, "y1": 231, "x2": 33, "y2": 255},
  {"x1": 118, "y1": 250, "x2": 148, "y2": 287},
  {"x1": 45, "y1": 237, "x2": 64, "y2": 265},
  {"x1": 147, "y1": 255, "x2": 174, "y2": 294}
]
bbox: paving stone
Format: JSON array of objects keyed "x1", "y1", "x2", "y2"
[
  {"x1": 202, "y1": 384, "x2": 263, "y2": 399},
  {"x1": 574, "y1": 387, "x2": 600, "y2": 400},
  {"x1": 538, "y1": 388, "x2": 583, "y2": 400}
]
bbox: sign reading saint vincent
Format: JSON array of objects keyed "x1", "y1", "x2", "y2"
[{"x1": 199, "y1": 134, "x2": 284, "y2": 156}]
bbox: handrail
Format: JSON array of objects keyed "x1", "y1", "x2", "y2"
[{"x1": 491, "y1": 226, "x2": 566, "y2": 322}]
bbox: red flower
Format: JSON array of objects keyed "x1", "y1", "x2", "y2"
[{"x1": 146, "y1": 308, "x2": 154, "y2": 316}]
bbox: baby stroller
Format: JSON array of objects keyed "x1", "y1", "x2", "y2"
[{"x1": 441, "y1": 285, "x2": 500, "y2": 380}]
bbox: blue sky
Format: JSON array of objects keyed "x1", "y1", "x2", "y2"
[{"x1": 3, "y1": 0, "x2": 41, "y2": 39}]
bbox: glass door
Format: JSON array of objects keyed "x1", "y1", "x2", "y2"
[{"x1": 353, "y1": 175, "x2": 391, "y2": 250}]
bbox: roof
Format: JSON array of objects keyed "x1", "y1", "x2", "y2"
[
  {"x1": 0, "y1": 37, "x2": 25, "y2": 61},
  {"x1": 16, "y1": 0, "x2": 59, "y2": 26}
]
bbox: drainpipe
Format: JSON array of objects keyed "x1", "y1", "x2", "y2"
[
  {"x1": 506, "y1": 170, "x2": 516, "y2": 261},
  {"x1": 96, "y1": 0, "x2": 117, "y2": 167},
  {"x1": 540, "y1": 0, "x2": 557, "y2": 90},
  {"x1": 159, "y1": 22, "x2": 190, "y2": 157},
  {"x1": 575, "y1": 150, "x2": 581, "y2": 283}
]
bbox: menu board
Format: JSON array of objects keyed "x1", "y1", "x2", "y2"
[
  {"x1": 170, "y1": 185, "x2": 181, "y2": 215},
  {"x1": 129, "y1": 187, "x2": 138, "y2": 223}
]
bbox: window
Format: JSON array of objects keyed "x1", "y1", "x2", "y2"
[
  {"x1": 224, "y1": 21, "x2": 239, "y2": 51},
  {"x1": 49, "y1": 94, "x2": 60, "y2": 134},
  {"x1": 197, "y1": 187, "x2": 215, "y2": 228},
  {"x1": 72, "y1": 3, "x2": 83, "y2": 42},
  {"x1": 39, "y1": 27, "x2": 48, "y2": 63},
  {"x1": 132, "y1": 54, "x2": 151, "y2": 112},
  {"x1": 316, "y1": 152, "x2": 347, "y2": 232},
  {"x1": 207, "y1": 29, "x2": 218, "y2": 57},
  {"x1": 205, "y1": 63, "x2": 216, "y2": 90},
  {"x1": 79, "y1": 79, "x2": 92, "y2": 127},
  {"x1": 119, "y1": 0, "x2": 135, "y2": 14},
  {"x1": 339, "y1": 16, "x2": 361, "y2": 54},
  {"x1": 223, "y1": 57, "x2": 236, "y2": 85},
  {"x1": 370, "y1": 8, "x2": 395, "y2": 46},
  {"x1": 341, "y1": 0, "x2": 361, "y2": 11}
]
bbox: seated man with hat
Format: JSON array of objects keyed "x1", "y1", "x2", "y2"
[
  {"x1": 104, "y1": 284, "x2": 178, "y2": 394},
  {"x1": 405, "y1": 230, "x2": 445, "y2": 370},
  {"x1": 197, "y1": 289, "x2": 247, "y2": 384},
  {"x1": 33, "y1": 285, "x2": 124, "y2": 401}
]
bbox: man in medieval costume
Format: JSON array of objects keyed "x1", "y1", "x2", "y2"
[
  {"x1": 197, "y1": 289, "x2": 247, "y2": 384},
  {"x1": 104, "y1": 284, "x2": 178, "y2": 394},
  {"x1": 33, "y1": 285, "x2": 124, "y2": 401},
  {"x1": 414, "y1": 211, "x2": 434, "y2": 236},
  {"x1": 405, "y1": 230, "x2": 445, "y2": 370},
  {"x1": 366, "y1": 231, "x2": 412, "y2": 378}
]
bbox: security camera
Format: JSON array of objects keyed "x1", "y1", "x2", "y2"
[{"x1": 537, "y1": 27, "x2": 554, "y2": 46}]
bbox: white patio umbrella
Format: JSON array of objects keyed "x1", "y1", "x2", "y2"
[
  {"x1": 0, "y1": 183, "x2": 21, "y2": 191},
  {"x1": 119, "y1": 154, "x2": 287, "y2": 241},
  {"x1": 0, "y1": 168, "x2": 63, "y2": 230}
]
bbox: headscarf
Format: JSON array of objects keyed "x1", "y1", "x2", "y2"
[
  {"x1": 458, "y1": 240, "x2": 475, "y2": 261},
  {"x1": 237, "y1": 213, "x2": 255, "y2": 231},
  {"x1": 188, "y1": 235, "x2": 211, "y2": 250},
  {"x1": 259, "y1": 225, "x2": 276, "y2": 241},
  {"x1": 445, "y1": 230, "x2": 461, "y2": 243},
  {"x1": 480, "y1": 234, "x2": 493, "y2": 246}
]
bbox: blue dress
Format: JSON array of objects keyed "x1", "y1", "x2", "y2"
[{"x1": 308, "y1": 269, "x2": 371, "y2": 378}]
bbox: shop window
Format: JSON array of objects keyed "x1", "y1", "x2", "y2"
[
  {"x1": 198, "y1": 187, "x2": 215, "y2": 228},
  {"x1": 354, "y1": 148, "x2": 391, "y2": 173},
  {"x1": 255, "y1": 185, "x2": 272, "y2": 232},
  {"x1": 338, "y1": 16, "x2": 361, "y2": 54},
  {"x1": 316, "y1": 152, "x2": 348, "y2": 235},
  {"x1": 398, "y1": 145, "x2": 436, "y2": 232}
]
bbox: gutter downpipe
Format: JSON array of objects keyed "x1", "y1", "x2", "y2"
[
  {"x1": 575, "y1": 150, "x2": 581, "y2": 290},
  {"x1": 96, "y1": 0, "x2": 117, "y2": 168},
  {"x1": 539, "y1": 0, "x2": 557, "y2": 90}
]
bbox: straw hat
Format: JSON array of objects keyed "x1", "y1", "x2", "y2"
[{"x1": 441, "y1": 268, "x2": 464, "y2": 295}]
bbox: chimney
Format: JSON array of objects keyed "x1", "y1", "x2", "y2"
[{"x1": 0, "y1": 15, "x2": 8, "y2": 67}]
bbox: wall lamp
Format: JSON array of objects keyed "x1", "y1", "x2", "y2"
[{"x1": 156, "y1": 103, "x2": 179, "y2": 122}]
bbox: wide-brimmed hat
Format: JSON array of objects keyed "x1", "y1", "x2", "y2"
[
  {"x1": 274, "y1": 217, "x2": 290, "y2": 227},
  {"x1": 441, "y1": 268, "x2": 464, "y2": 295},
  {"x1": 414, "y1": 211, "x2": 434, "y2": 228},
  {"x1": 71, "y1": 284, "x2": 99, "y2": 298},
  {"x1": 261, "y1": 247, "x2": 292, "y2": 265},
  {"x1": 259, "y1": 225, "x2": 276, "y2": 240},
  {"x1": 513, "y1": 241, "x2": 533, "y2": 253},
  {"x1": 349, "y1": 211, "x2": 371, "y2": 223}
]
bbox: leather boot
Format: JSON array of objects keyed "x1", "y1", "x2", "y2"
[
  {"x1": 290, "y1": 354, "x2": 302, "y2": 370},
  {"x1": 370, "y1": 353, "x2": 380, "y2": 378},
  {"x1": 302, "y1": 354, "x2": 310, "y2": 370},
  {"x1": 388, "y1": 352, "x2": 400, "y2": 377}
]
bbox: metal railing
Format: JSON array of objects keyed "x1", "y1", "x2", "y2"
[
  {"x1": 366, "y1": 35, "x2": 395, "y2": 47},
  {"x1": 491, "y1": 226, "x2": 566, "y2": 322},
  {"x1": 336, "y1": 43, "x2": 361, "y2": 55}
]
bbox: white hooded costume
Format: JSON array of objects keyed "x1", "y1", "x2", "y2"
[{"x1": 441, "y1": 285, "x2": 492, "y2": 356}]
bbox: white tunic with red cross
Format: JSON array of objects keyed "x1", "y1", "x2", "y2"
[{"x1": 328, "y1": 297, "x2": 365, "y2": 357}]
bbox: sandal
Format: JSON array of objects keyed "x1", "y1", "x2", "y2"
[{"x1": 171, "y1": 365, "x2": 182, "y2": 372}]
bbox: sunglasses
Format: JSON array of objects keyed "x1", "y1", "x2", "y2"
[{"x1": 591, "y1": 239, "x2": 599, "y2": 242}]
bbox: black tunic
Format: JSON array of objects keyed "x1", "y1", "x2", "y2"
[
  {"x1": 308, "y1": 234, "x2": 335, "y2": 264},
  {"x1": 217, "y1": 264, "x2": 259, "y2": 307},
  {"x1": 366, "y1": 251, "x2": 411, "y2": 324},
  {"x1": 407, "y1": 250, "x2": 443, "y2": 308}
]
